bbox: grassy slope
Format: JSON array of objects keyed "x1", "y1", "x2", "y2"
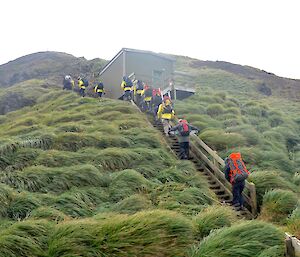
[
  {"x1": 0, "y1": 55, "x2": 298, "y2": 255},
  {"x1": 174, "y1": 56, "x2": 300, "y2": 240},
  {"x1": 0, "y1": 80, "x2": 226, "y2": 256}
]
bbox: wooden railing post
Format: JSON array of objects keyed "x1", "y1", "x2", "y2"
[
  {"x1": 285, "y1": 233, "x2": 300, "y2": 257},
  {"x1": 248, "y1": 182, "x2": 257, "y2": 216}
]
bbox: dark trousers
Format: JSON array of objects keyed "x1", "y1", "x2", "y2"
[
  {"x1": 97, "y1": 92, "x2": 103, "y2": 98},
  {"x1": 179, "y1": 142, "x2": 189, "y2": 159},
  {"x1": 141, "y1": 101, "x2": 151, "y2": 112},
  {"x1": 135, "y1": 94, "x2": 142, "y2": 106},
  {"x1": 123, "y1": 91, "x2": 132, "y2": 101},
  {"x1": 232, "y1": 180, "x2": 245, "y2": 207},
  {"x1": 63, "y1": 83, "x2": 72, "y2": 90},
  {"x1": 79, "y1": 88, "x2": 85, "y2": 97},
  {"x1": 153, "y1": 105, "x2": 159, "y2": 119}
]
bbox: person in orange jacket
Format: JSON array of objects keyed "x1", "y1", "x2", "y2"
[{"x1": 224, "y1": 152, "x2": 250, "y2": 211}]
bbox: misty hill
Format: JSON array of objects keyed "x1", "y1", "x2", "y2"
[
  {"x1": 174, "y1": 55, "x2": 300, "y2": 101},
  {"x1": 1, "y1": 51, "x2": 300, "y2": 101},
  {"x1": 0, "y1": 51, "x2": 107, "y2": 87}
]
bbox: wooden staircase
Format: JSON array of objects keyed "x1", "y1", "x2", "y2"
[{"x1": 151, "y1": 118, "x2": 256, "y2": 219}]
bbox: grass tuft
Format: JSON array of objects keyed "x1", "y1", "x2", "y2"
[{"x1": 188, "y1": 220, "x2": 284, "y2": 257}]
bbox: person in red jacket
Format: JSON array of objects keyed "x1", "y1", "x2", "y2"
[{"x1": 224, "y1": 152, "x2": 250, "y2": 211}]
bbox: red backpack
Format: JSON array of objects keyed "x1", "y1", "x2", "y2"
[
  {"x1": 178, "y1": 119, "x2": 190, "y2": 136},
  {"x1": 228, "y1": 152, "x2": 250, "y2": 183}
]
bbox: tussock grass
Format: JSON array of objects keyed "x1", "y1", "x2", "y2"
[
  {"x1": 152, "y1": 182, "x2": 217, "y2": 215},
  {"x1": 287, "y1": 207, "x2": 300, "y2": 238},
  {"x1": 242, "y1": 105, "x2": 264, "y2": 117},
  {"x1": 35, "y1": 149, "x2": 89, "y2": 167},
  {"x1": 53, "y1": 187, "x2": 109, "y2": 217},
  {"x1": 0, "y1": 136, "x2": 53, "y2": 156},
  {"x1": 46, "y1": 113, "x2": 87, "y2": 126},
  {"x1": 48, "y1": 210, "x2": 194, "y2": 257},
  {"x1": 52, "y1": 195, "x2": 90, "y2": 218},
  {"x1": 30, "y1": 207, "x2": 68, "y2": 222},
  {"x1": 259, "y1": 151, "x2": 295, "y2": 173},
  {"x1": 8, "y1": 192, "x2": 41, "y2": 220},
  {"x1": 223, "y1": 118, "x2": 244, "y2": 128},
  {"x1": 224, "y1": 106, "x2": 241, "y2": 115},
  {"x1": 206, "y1": 104, "x2": 225, "y2": 117},
  {"x1": 194, "y1": 205, "x2": 237, "y2": 238},
  {"x1": 47, "y1": 220, "x2": 100, "y2": 256},
  {"x1": 249, "y1": 171, "x2": 297, "y2": 207},
  {"x1": 188, "y1": 221, "x2": 284, "y2": 257},
  {"x1": 226, "y1": 125, "x2": 261, "y2": 145},
  {"x1": 94, "y1": 210, "x2": 194, "y2": 256},
  {"x1": 292, "y1": 172, "x2": 300, "y2": 186},
  {"x1": 53, "y1": 133, "x2": 98, "y2": 151},
  {"x1": 93, "y1": 148, "x2": 142, "y2": 171},
  {"x1": 125, "y1": 132, "x2": 161, "y2": 148},
  {"x1": 257, "y1": 246, "x2": 284, "y2": 257},
  {"x1": 0, "y1": 148, "x2": 39, "y2": 172},
  {"x1": 0, "y1": 184, "x2": 13, "y2": 217},
  {"x1": 157, "y1": 160, "x2": 211, "y2": 189},
  {"x1": 112, "y1": 194, "x2": 153, "y2": 214},
  {"x1": 0, "y1": 219, "x2": 51, "y2": 257},
  {"x1": 200, "y1": 129, "x2": 246, "y2": 150},
  {"x1": 260, "y1": 189, "x2": 298, "y2": 224},
  {"x1": 109, "y1": 169, "x2": 153, "y2": 202},
  {"x1": 0, "y1": 164, "x2": 109, "y2": 193}
]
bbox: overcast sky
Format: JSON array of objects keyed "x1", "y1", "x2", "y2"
[{"x1": 1, "y1": 0, "x2": 300, "y2": 79}]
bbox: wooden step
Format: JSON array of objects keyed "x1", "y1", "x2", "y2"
[
  {"x1": 209, "y1": 185, "x2": 221, "y2": 190},
  {"x1": 214, "y1": 188, "x2": 226, "y2": 194},
  {"x1": 145, "y1": 112, "x2": 253, "y2": 220}
]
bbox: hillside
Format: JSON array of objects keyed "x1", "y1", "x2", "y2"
[
  {"x1": 0, "y1": 52, "x2": 299, "y2": 256},
  {"x1": 0, "y1": 51, "x2": 107, "y2": 87},
  {"x1": 174, "y1": 55, "x2": 300, "y2": 101}
]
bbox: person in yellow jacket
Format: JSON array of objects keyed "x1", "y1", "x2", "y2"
[
  {"x1": 94, "y1": 81, "x2": 105, "y2": 99},
  {"x1": 157, "y1": 99, "x2": 175, "y2": 135},
  {"x1": 142, "y1": 85, "x2": 152, "y2": 112},
  {"x1": 121, "y1": 76, "x2": 133, "y2": 101},
  {"x1": 78, "y1": 77, "x2": 86, "y2": 97},
  {"x1": 133, "y1": 80, "x2": 144, "y2": 106}
]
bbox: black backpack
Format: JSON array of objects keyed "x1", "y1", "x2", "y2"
[
  {"x1": 144, "y1": 89, "x2": 152, "y2": 97},
  {"x1": 162, "y1": 104, "x2": 173, "y2": 114},
  {"x1": 125, "y1": 78, "x2": 133, "y2": 87},
  {"x1": 82, "y1": 78, "x2": 89, "y2": 87},
  {"x1": 137, "y1": 81, "x2": 143, "y2": 90},
  {"x1": 98, "y1": 82, "x2": 104, "y2": 89}
]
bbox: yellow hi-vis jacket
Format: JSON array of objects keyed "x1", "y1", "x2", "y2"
[
  {"x1": 121, "y1": 81, "x2": 132, "y2": 92},
  {"x1": 157, "y1": 103, "x2": 175, "y2": 120},
  {"x1": 78, "y1": 79, "x2": 85, "y2": 89},
  {"x1": 94, "y1": 85, "x2": 104, "y2": 93},
  {"x1": 143, "y1": 89, "x2": 152, "y2": 102},
  {"x1": 134, "y1": 85, "x2": 144, "y2": 96}
]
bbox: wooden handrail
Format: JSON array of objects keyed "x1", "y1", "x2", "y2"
[
  {"x1": 191, "y1": 135, "x2": 257, "y2": 216},
  {"x1": 170, "y1": 118, "x2": 257, "y2": 216},
  {"x1": 132, "y1": 106, "x2": 257, "y2": 216},
  {"x1": 191, "y1": 134, "x2": 225, "y2": 166}
]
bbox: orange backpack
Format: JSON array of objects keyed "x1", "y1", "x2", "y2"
[{"x1": 228, "y1": 152, "x2": 250, "y2": 183}]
